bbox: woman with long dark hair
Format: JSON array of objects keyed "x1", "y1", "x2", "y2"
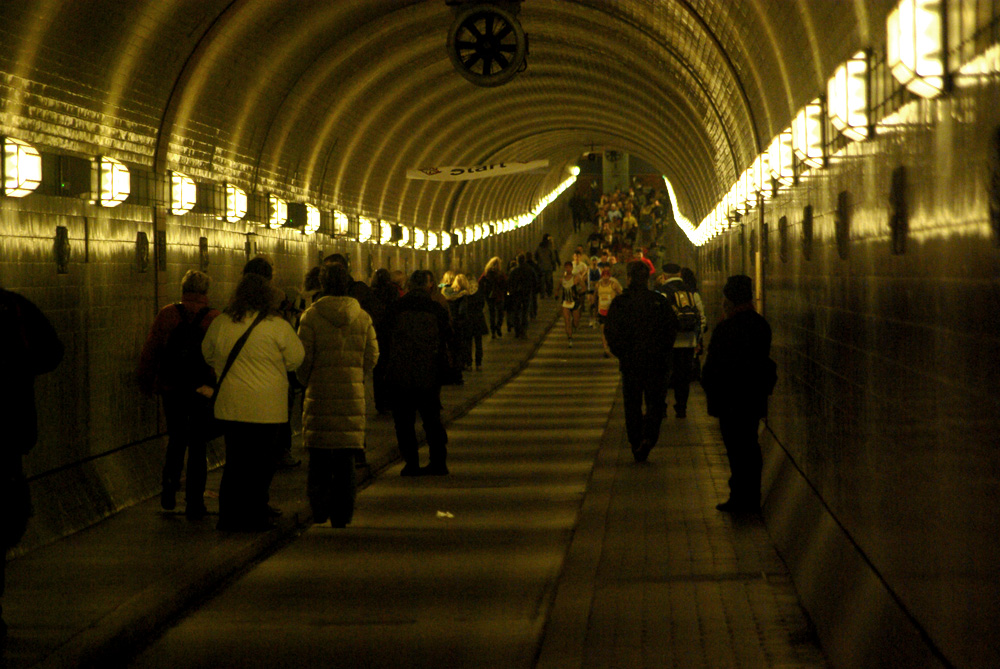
[{"x1": 202, "y1": 273, "x2": 304, "y2": 531}]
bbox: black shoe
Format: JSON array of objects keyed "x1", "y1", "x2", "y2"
[
  {"x1": 185, "y1": 504, "x2": 208, "y2": 520},
  {"x1": 267, "y1": 505, "x2": 283, "y2": 518},
  {"x1": 400, "y1": 463, "x2": 423, "y2": 477},
  {"x1": 160, "y1": 487, "x2": 177, "y2": 511},
  {"x1": 420, "y1": 464, "x2": 449, "y2": 476},
  {"x1": 631, "y1": 439, "x2": 653, "y2": 463}
]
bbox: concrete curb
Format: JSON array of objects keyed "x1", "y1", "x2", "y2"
[{"x1": 533, "y1": 391, "x2": 627, "y2": 668}]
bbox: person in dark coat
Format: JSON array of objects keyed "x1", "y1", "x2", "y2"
[
  {"x1": 701, "y1": 275, "x2": 774, "y2": 513},
  {"x1": 1, "y1": 286, "x2": 63, "y2": 644},
  {"x1": 457, "y1": 273, "x2": 489, "y2": 370},
  {"x1": 525, "y1": 253, "x2": 542, "y2": 319},
  {"x1": 478, "y1": 257, "x2": 507, "y2": 338},
  {"x1": 368, "y1": 268, "x2": 398, "y2": 414},
  {"x1": 506, "y1": 253, "x2": 535, "y2": 338},
  {"x1": 604, "y1": 261, "x2": 678, "y2": 462},
  {"x1": 137, "y1": 270, "x2": 221, "y2": 519},
  {"x1": 383, "y1": 270, "x2": 452, "y2": 476},
  {"x1": 534, "y1": 234, "x2": 559, "y2": 298}
]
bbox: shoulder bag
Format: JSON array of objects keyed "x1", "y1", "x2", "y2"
[{"x1": 200, "y1": 310, "x2": 268, "y2": 438}]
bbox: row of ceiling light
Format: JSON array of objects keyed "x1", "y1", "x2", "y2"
[
  {"x1": 2, "y1": 139, "x2": 579, "y2": 249},
  {"x1": 678, "y1": 0, "x2": 983, "y2": 247}
]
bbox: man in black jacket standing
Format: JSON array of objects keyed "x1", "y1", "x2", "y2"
[
  {"x1": 384, "y1": 270, "x2": 452, "y2": 476},
  {"x1": 506, "y1": 253, "x2": 535, "y2": 338},
  {"x1": 701, "y1": 275, "x2": 774, "y2": 513},
  {"x1": 1, "y1": 286, "x2": 63, "y2": 646},
  {"x1": 604, "y1": 261, "x2": 678, "y2": 462}
]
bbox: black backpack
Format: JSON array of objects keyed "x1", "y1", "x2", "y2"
[
  {"x1": 664, "y1": 285, "x2": 701, "y2": 334},
  {"x1": 159, "y1": 304, "x2": 212, "y2": 390}
]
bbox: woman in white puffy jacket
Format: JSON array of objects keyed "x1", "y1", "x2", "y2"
[
  {"x1": 296, "y1": 264, "x2": 378, "y2": 527},
  {"x1": 202, "y1": 273, "x2": 304, "y2": 531}
]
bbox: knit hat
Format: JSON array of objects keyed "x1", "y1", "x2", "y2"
[{"x1": 723, "y1": 275, "x2": 753, "y2": 305}]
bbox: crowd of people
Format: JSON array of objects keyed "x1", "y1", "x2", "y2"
[
  {"x1": 2, "y1": 209, "x2": 776, "y2": 643},
  {"x1": 134, "y1": 245, "x2": 567, "y2": 533},
  {"x1": 570, "y1": 182, "x2": 672, "y2": 250}
]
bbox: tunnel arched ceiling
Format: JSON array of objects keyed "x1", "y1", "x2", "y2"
[{"x1": 0, "y1": 0, "x2": 889, "y2": 233}]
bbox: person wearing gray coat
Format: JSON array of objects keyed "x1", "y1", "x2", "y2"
[{"x1": 296, "y1": 264, "x2": 379, "y2": 527}]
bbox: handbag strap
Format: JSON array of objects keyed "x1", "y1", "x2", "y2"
[{"x1": 215, "y1": 310, "x2": 268, "y2": 392}]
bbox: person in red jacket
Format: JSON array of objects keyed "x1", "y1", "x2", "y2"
[{"x1": 137, "y1": 270, "x2": 220, "y2": 519}]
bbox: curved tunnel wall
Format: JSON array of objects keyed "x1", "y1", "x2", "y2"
[
  {"x1": 696, "y1": 70, "x2": 1000, "y2": 669},
  {"x1": 3, "y1": 1, "x2": 998, "y2": 667}
]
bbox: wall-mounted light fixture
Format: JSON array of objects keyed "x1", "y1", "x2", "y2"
[
  {"x1": 828, "y1": 51, "x2": 870, "y2": 141},
  {"x1": 887, "y1": 0, "x2": 947, "y2": 98},
  {"x1": 414, "y1": 228, "x2": 425, "y2": 249},
  {"x1": 358, "y1": 217, "x2": 374, "y2": 242},
  {"x1": 472, "y1": 225, "x2": 482, "y2": 242},
  {"x1": 96, "y1": 156, "x2": 130, "y2": 207},
  {"x1": 379, "y1": 220, "x2": 393, "y2": 244},
  {"x1": 768, "y1": 129, "x2": 795, "y2": 187},
  {"x1": 793, "y1": 98, "x2": 826, "y2": 170},
  {"x1": 333, "y1": 210, "x2": 349, "y2": 236},
  {"x1": 303, "y1": 204, "x2": 321, "y2": 235},
  {"x1": 569, "y1": 165, "x2": 581, "y2": 176},
  {"x1": 224, "y1": 184, "x2": 247, "y2": 222},
  {"x1": 454, "y1": 229, "x2": 465, "y2": 245},
  {"x1": 441, "y1": 232, "x2": 452, "y2": 250},
  {"x1": 398, "y1": 225, "x2": 411, "y2": 247},
  {"x1": 267, "y1": 195, "x2": 287, "y2": 229},
  {"x1": 2, "y1": 137, "x2": 42, "y2": 197},
  {"x1": 169, "y1": 171, "x2": 196, "y2": 214},
  {"x1": 427, "y1": 231, "x2": 438, "y2": 250}
]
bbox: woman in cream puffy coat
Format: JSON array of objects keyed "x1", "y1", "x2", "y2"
[{"x1": 296, "y1": 264, "x2": 378, "y2": 527}]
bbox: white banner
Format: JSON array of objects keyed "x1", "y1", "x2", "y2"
[{"x1": 406, "y1": 159, "x2": 549, "y2": 181}]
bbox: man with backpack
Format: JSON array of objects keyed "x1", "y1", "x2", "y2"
[
  {"x1": 656, "y1": 263, "x2": 706, "y2": 418},
  {"x1": 137, "y1": 270, "x2": 220, "y2": 519}
]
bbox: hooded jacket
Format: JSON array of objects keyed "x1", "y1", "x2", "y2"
[{"x1": 296, "y1": 295, "x2": 379, "y2": 450}]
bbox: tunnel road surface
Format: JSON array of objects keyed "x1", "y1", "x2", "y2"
[{"x1": 131, "y1": 323, "x2": 620, "y2": 668}]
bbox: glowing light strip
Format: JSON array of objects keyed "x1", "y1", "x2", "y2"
[{"x1": 452, "y1": 175, "x2": 577, "y2": 245}]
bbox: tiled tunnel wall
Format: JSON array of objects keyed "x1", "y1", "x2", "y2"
[{"x1": 698, "y1": 77, "x2": 1000, "y2": 669}]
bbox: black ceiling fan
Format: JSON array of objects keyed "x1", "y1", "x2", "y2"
[{"x1": 446, "y1": 2, "x2": 527, "y2": 87}]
